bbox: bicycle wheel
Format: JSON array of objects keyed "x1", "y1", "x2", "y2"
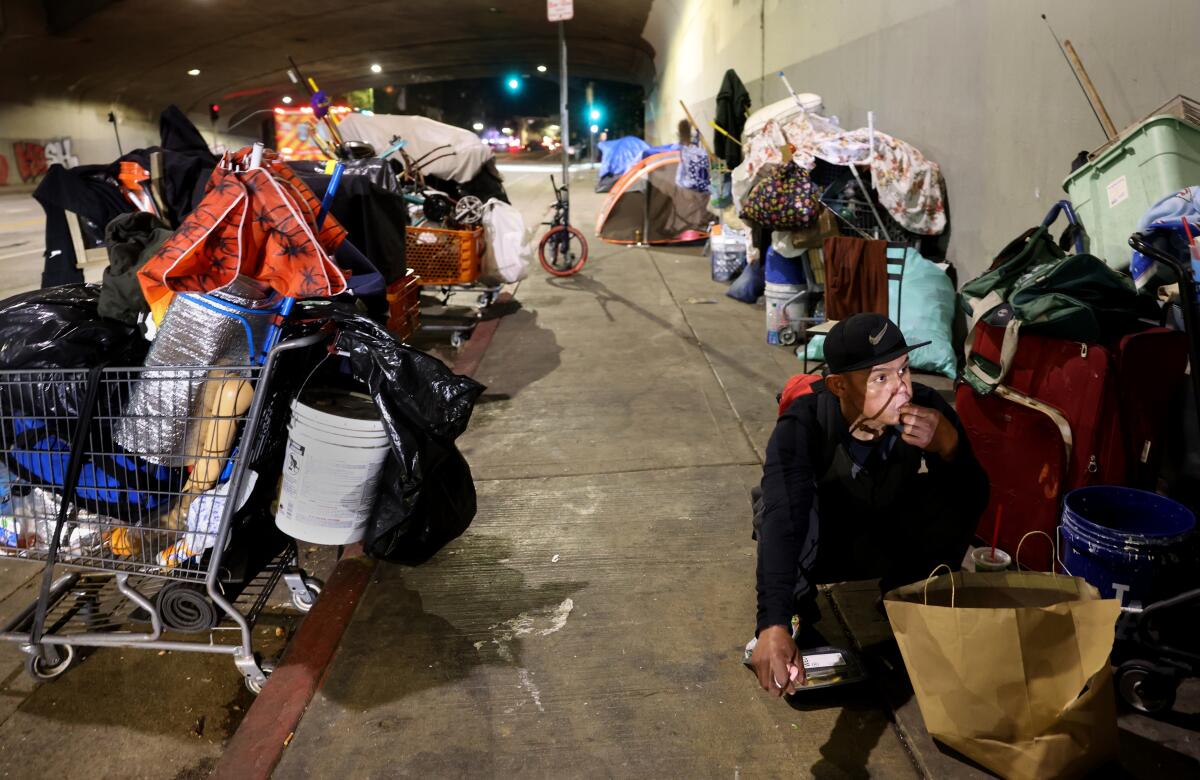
[{"x1": 538, "y1": 225, "x2": 589, "y2": 277}]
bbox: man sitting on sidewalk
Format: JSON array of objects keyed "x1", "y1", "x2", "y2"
[{"x1": 748, "y1": 313, "x2": 989, "y2": 696}]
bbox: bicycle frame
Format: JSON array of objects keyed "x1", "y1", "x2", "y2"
[{"x1": 548, "y1": 175, "x2": 571, "y2": 253}]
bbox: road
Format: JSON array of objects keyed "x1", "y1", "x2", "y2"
[{"x1": 0, "y1": 188, "x2": 46, "y2": 300}]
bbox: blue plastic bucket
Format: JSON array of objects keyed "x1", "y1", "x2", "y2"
[
  {"x1": 764, "y1": 247, "x2": 806, "y2": 285},
  {"x1": 1060, "y1": 486, "x2": 1195, "y2": 606}
]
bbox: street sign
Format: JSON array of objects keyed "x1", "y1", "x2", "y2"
[{"x1": 548, "y1": 0, "x2": 573, "y2": 22}]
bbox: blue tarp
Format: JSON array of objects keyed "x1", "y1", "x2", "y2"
[
  {"x1": 642, "y1": 143, "x2": 680, "y2": 159},
  {"x1": 597, "y1": 137, "x2": 650, "y2": 178}
]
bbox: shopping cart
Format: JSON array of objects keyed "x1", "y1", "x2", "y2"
[{"x1": 0, "y1": 332, "x2": 326, "y2": 693}]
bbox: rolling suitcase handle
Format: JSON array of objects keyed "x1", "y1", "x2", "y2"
[{"x1": 1129, "y1": 231, "x2": 1200, "y2": 434}]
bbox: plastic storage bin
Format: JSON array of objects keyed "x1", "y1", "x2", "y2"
[
  {"x1": 1063, "y1": 115, "x2": 1200, "y2": 269},
  {"x1": 710, "y1": 231, "x2": 748, "y2": 282}
]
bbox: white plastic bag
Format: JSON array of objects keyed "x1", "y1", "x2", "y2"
[{"x1": 481, "y1": 199, "x2": 531, "y2": 284}]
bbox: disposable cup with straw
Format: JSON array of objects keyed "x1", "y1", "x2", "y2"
[{"x1": 972, "y1": 505, "x2": 1011, "y2": 572}]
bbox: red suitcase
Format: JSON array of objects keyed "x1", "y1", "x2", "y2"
[
  {"x1": 1111, "y1": 328, "x2": 1191, "y2": 489},
  {"x1": 956, "y1": 325, "x2": 1188, "y2": 570}
]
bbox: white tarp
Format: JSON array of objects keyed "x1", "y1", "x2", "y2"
[{"x1": 338, "y1": 114, "x2": 494, "y2": 183}]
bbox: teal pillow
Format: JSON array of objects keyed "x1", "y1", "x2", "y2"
[{"x1": 802, "y1": 248, "x2": 957, "y2": 379}]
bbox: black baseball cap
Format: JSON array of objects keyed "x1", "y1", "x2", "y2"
[{"x1": 823, "y1": 313, "x2": 930, "y2": 374}]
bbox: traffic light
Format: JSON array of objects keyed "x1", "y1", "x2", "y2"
[
  {"x1": 505, "y1": 75, "x2": 521, "y2": 93},
  {"x1": 586, "y1": 105, "x2": 603, "y2": 122},
  {"x1": 209, "y1": 103, "x2": 220, "y2": 123}
]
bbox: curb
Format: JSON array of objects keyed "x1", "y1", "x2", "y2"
[
  {"x1": 210, "y1": 295, "x2": 511, "y2": 780},
  {"x1": 452, "y1": 292, "x2": 513, "y2": 378}
]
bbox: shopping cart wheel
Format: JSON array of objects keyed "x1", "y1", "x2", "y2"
[
  {"x1": 291, "y1": 577, "x2": 323, "y2": 613},
  {"x1": 25, "y1": 645, "x2": 76, "y2": 683},
  {"x1": 1117, "y1": 661, "x2": 1178, "y2": 714},
  {"x1": 244, "y1": 658, "x2": 277, "y2": 695},
  {"x1": 450, "y1": 332, "x2": 465, "y2": 349}
]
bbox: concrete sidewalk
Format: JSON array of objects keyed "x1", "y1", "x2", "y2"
[
  {"x1": 272, "y1": 176, "x2": 920, "y2": 778},
  {"x1": 270, "y1": 168, "x2": 1200, "y2": 779}
]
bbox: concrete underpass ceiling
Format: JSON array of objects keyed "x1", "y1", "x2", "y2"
[{"x1": 0, "y1": 0, "x2": 657, "y2": 118}]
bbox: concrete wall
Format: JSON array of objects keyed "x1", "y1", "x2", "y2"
[
  {"x1": 643, "y1": 0, "x2": 1200, "y2": 280},
  {"x1": 0, "y1": 98, "x2": 248, "y2": 188}
]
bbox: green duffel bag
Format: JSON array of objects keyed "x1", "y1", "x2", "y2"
[{"x1": 960, "y1": 206, "x2": 1158, "y2": 394}]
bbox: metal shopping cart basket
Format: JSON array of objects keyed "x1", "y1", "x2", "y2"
[{"x1": 0, "y1": 332, "x2": 326, "y2": 693}]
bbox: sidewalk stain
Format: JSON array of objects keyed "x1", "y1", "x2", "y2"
[{"x1": 474, "y1": 597, "x2": 575, "y2": 712}]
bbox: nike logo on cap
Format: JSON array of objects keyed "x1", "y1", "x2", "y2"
[{"x1": 868, "y1": 323, "x2": 888, "y2": 345}]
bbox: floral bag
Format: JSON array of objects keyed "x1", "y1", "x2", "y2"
[{"x1": 741, "y1": 161, "x2": 818, "y2": 230}]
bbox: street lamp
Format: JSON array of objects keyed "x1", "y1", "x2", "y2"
[
  {"x1": 472, "y1": 121, "x2": 484, "y2": 131},
  {"x1": 537, "y1": 64, "x2": 548, "y2": 73}
]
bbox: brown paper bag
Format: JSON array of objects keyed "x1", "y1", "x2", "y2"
[
  {"x1": 884, "y1": 570, "x2": 1122, "y2": 780},
  {"x1": 788, "y1": 207, "x2": 840, "y2": 249}
]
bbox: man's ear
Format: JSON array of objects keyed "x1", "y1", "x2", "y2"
[{"x1": 825, "y1": 373, "x2": 846, "y2": 397}]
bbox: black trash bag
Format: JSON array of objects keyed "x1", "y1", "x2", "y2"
[
  {"x1": 0, "y1": 284, "x2": 148, "y2": 420},
  {"x1": 0, "y1": 284, "x2": 147, "y2": 371},
  {"x1": 291, "y1": 302, "x2": 484, "y2": 563}
]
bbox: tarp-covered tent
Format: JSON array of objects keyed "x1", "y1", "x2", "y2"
[
  {"x1": 339, "y1": 114, "x2": 493, "y2": 183},
  {"x1": 596, "y1": 136, "x2": 650, "y2": 193},
  {"x1": 594, "y1": 151, "x2": 710, "y2": 245}
]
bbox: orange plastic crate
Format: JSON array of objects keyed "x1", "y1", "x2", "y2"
[
  {"x1": 386, "y1": 270, "x2": 421, "y2": 341},
  {"x1": 405, "y1": 225, "x2": 483, "y2": 285}
]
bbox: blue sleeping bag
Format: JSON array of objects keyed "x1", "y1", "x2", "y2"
[{"x1": 8, "y1": 417, "x2": 183, "y2": 518}]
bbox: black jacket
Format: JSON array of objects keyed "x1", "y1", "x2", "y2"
[
  {"x1": 714, "y1": 69, "x2": 751, "y2": 168},
  {"x1": 756, "y1": 382, "x2": 989, "y2": 633}
]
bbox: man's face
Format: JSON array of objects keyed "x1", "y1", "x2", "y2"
[{"x1": 840, "y1": 355, "x2": 913, "y2": 429}]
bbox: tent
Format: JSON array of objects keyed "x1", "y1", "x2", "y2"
[
  {"x1": 339, "y1": 114, "x2": 493, "y2": 183},
  {"x1": 594, "y1": 151, "x2": 710, "y2": 245}
]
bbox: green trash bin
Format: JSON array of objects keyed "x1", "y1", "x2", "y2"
[{"x1": 1063, "y1": 115, "x2": 1200, "y2": 269}]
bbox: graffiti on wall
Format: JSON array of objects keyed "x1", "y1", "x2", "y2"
[{"x1": 1, "y1": 137, "x2": 78, "y2": 185}]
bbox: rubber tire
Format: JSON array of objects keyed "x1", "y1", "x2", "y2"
[
  {"x1": 1116, "y1": 661, "x2": 1178, "y2": 714},
  {"x1": 779, "y1": 328, "x2": 798, "y2": 346},
  {"x1": 538, "y1": 225, "x2": 589, "y2": 277},
  {"x1": 291, "y1": 578, "x2": 323, "y2": 614},
  {"x1": 26, "y1": 645, "x2": 76, "y2": 683}
]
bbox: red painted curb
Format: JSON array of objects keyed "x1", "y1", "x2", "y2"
[
  {"x1": 211, "y1": 295, "x2": 512, "y2": 780},
  {"x1": 452, "y1": 291, "x2": 512, "y2": 379},
  {"x1": 211, "y1": 550, "x2": 374, "y2": 780}
]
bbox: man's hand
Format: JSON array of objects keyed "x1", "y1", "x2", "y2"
[
  {"x1": 751, "y1": 625, "x2": 805, "y2": 696},
  {"x1": 899, "y1": 403, "x2": 959, "y2": 460}
]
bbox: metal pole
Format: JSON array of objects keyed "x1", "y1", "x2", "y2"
[
  {"x1": 107, "y1": 112, "x2": 123, "y2": 156},
  {"x1": 559, "y1": 21, "x2": 570, "y2": 203}
]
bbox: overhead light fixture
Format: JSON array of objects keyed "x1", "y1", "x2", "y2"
[
  {"x1": 370, "y1": 63, "x2": 382, "y2": 74},
  {"x1": 537, "y1": 65, "x2": 547, "y2": 73},
  {"x1": 281, "y1": 95, "x2": 293, "y2": 104},
  {"x1": 472, "y1": 122, "x2": 485, "y2": 131},
  {"x1": 187, "y1": 68, "x2": 201, "y2": 76},
  {"x1": 501, "y1": 127, "x2": 513, "y2": 134}
]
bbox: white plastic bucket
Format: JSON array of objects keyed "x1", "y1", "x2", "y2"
[
  {"x1": 276, "y1": 388, "x2": 391, "y2": 545},
  {"x1": 765, "y1": 281, "x2": 805, "y2": 345}
]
